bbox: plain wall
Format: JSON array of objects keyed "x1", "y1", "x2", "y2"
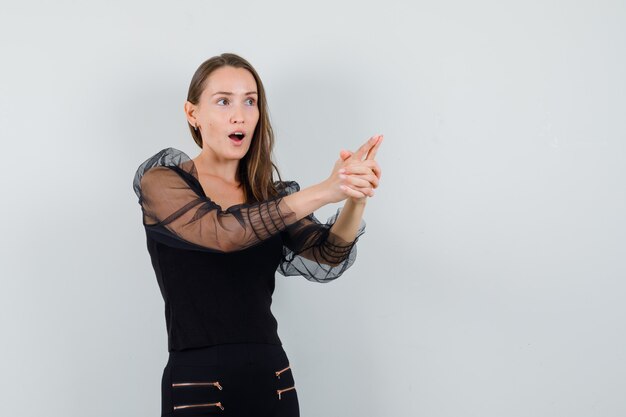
[{"x1": 1, "y1": 1, "x2": 625, "y2": 416}]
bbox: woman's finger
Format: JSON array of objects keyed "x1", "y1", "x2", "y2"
[
  {"x1": 350, "y1": 183, "x2": 375, "y2": 196},
  {"x1": 365, "y1": 135, "x2": 383, "y2": 161},
  {"x1": 340, "y1": 168, "x2": 379, "y2": 187},
  {"x1": 339, "y1": 149, "x2": 353, "y2": 161},
  {"x1": 352, "y1": 135, "x2": 379, "y2": 162},
  {"x1": 340, "y1": 161, "x2": 377, "y2": 174},
  {"x1": 340, "y1": 161, "x2": 382, "y2": 180},
  {"x1": 340, "y1": 174, "x2": 379, "y2": 191},
  {"x1": 340, "y1": 172, "x2": 376, "y2": 194},
  {"x1": 340, "y1": 173, "x2": 374, "y2": 189},
  {"x1": 356, "y1": 173, "x2": 379, "y2": 189}
]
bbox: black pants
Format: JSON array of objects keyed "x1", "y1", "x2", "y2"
[{"x1": 161, "y1": 343, "x2": 300, "y2": 416}]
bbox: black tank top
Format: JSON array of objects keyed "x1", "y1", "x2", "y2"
[{"x1": 133, "y1": 147, "x2": 366, "y2": 352}]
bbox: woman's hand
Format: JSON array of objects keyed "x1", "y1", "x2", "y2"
[
  {"x1": 339, "y1": 160, "x2": 381, "y2": 201},
  {"x1": 338, "y1": 135, "x2": 383, "y2": 203},
  {"x1": 323, "y1": 135, "x2": 383, "y2": 204}
]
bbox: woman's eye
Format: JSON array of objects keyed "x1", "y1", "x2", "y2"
[
  {"x1": 245, "y1": 98, "x2": 256, "y2": 106},
  {"x1": 217, "y1": 98, "x2": 229, "y2": 105}
]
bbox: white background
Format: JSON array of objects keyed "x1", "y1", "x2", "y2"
[{"x1": 1, "y1": 1, "x2": 625, "y2": 416}]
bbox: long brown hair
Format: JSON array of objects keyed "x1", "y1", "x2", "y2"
[{"x1": 186, "y1": 53, "x2": 284, "y2": 203}]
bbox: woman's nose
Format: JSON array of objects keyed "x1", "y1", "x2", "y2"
[{"x1": 230, "y1": 104, "x2": 244, "y2": 124}]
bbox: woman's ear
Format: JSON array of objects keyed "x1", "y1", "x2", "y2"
[{"x1": 183, "y1": 101, "x2": 197, "y2": 127}]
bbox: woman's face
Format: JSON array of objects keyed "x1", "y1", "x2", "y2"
[{"x1": 188, "y1": 66, "x2": 260, "y2": 161}]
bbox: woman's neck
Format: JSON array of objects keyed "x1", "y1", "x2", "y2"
[{"x1": 193, "y1": 150, "x2": 241, "y2": 186}]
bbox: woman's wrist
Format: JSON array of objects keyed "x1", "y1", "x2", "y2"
[
  {"x1": 316, "y1": 179, "x2": 337, "y2": 205},
  {"x1": 346, "y1": 196, "x2": 368, "y2": 206}
]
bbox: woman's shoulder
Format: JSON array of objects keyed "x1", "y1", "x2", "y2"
[
  {"x1": 137, "y1": 147, "x2": 192, "y2": 171},
  {"x1": 133, "y1": 147, "x2": 195, "y2": 199},
  {"x1": 133, "y1": 147, "x2": 302, "y2": 200}
]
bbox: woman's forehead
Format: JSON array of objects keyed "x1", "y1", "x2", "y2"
[{"x1": 204, "y1": 66, "x2": 257, "y2": 95}]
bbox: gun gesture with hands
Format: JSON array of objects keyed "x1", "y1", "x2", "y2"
[{"x1": 336, "y1": 134, "x2": 383, "y2": 202}]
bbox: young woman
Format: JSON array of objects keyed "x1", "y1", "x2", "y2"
[{"x1": 133, "y1": 53, "x2": 382, "y2": 417}]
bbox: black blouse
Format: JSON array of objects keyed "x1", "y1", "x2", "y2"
[{"x1": 133, "y1": 147, "x2": 366, "y2": 351}]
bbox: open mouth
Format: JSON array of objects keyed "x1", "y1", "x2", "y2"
[{"x1": 228, "y1": 132, "x2": 245, "y2": 141}]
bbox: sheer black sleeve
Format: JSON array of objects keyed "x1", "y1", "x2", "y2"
[
  {"x1": 132, "y1": 147, "x2": 299, "y2": 253},
  {"x1": 275, "y1": 181, "x2": 366, "y2": 283}
]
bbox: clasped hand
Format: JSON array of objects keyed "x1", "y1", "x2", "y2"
[{"x1": 326, "y1": 134, "x2": 383, "y2": 204}]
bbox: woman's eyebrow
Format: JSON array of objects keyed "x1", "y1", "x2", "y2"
[{"x1": 211, "y1": 91, "x2": 258, "y2": 96}]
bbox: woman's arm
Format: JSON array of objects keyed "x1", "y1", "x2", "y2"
[
  {"x1": 328, "y1": 198, "x2": 367, "y2": 243},
  {"x1": 135, "y1": 142, "x2": 377, "y2": 253},
  {"x1": 328, "y1": 134, "x2": 383, "y2": 243},
  {"x1": 277, "y1": 194, "x2": 366, "y2": 281},
  {"x1": 281, "y1": 135, "x2": 382, "y2": 225},
  {"x1": 280, "y1": 182, "x2": 333, "y2": 222},
  {"x1": 276, "y1": 136, "x2": 382, "y2": 279}
]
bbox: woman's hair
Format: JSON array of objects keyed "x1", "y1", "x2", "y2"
[{"x1": 186, "y1": 53, "x2": 284, "y2": 203}]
